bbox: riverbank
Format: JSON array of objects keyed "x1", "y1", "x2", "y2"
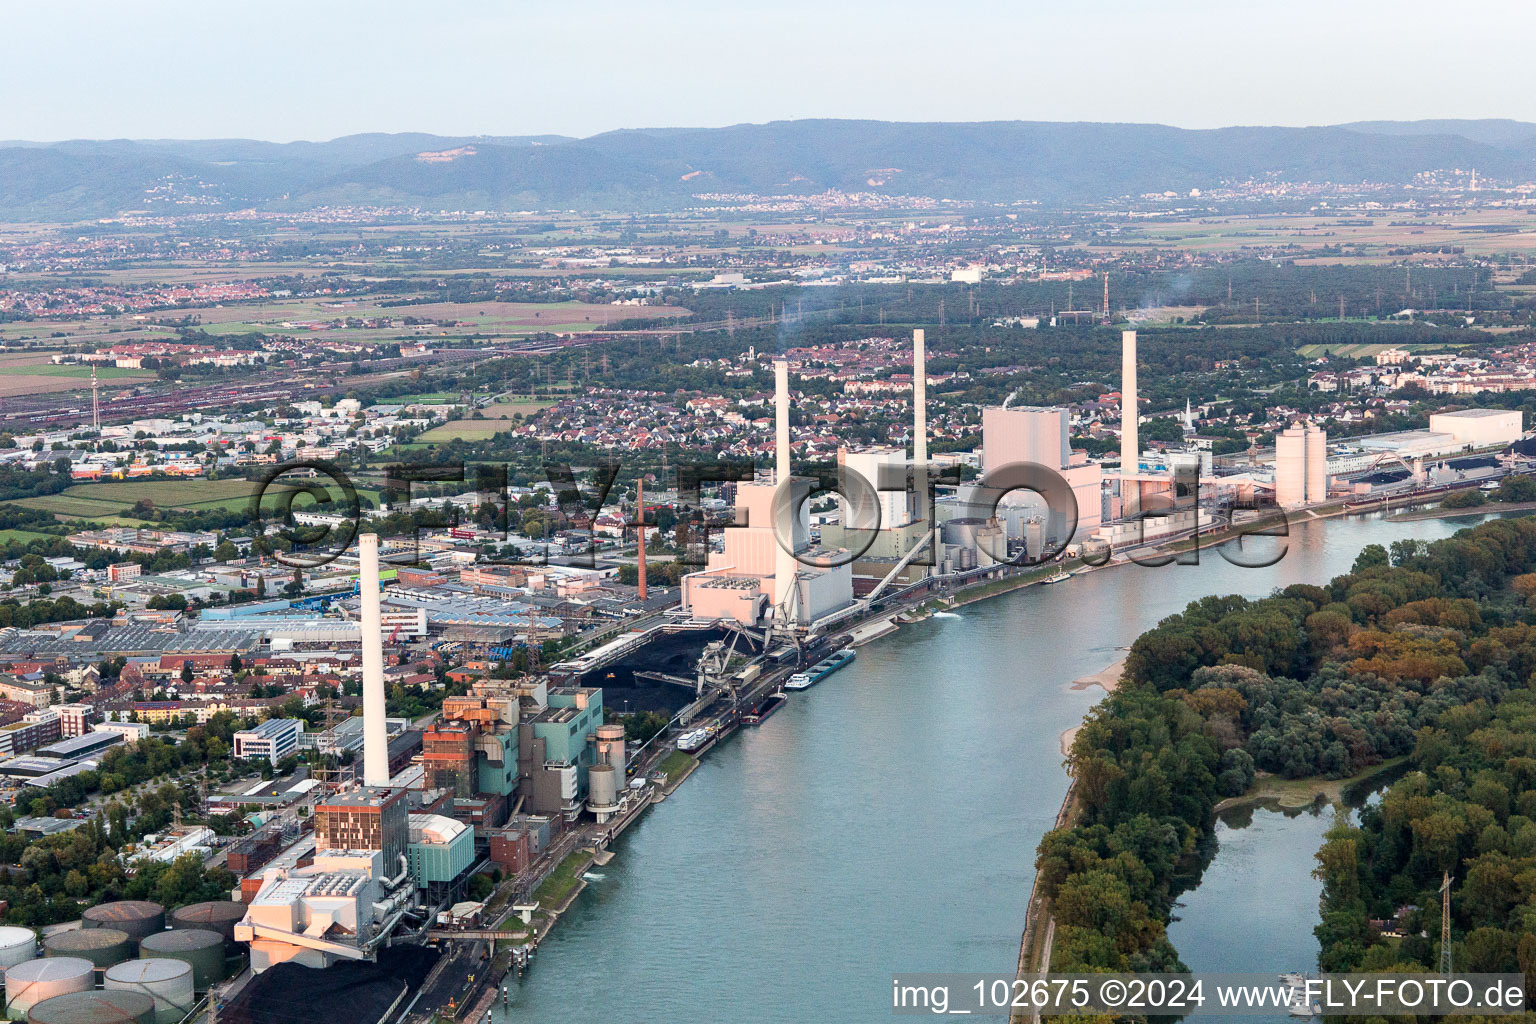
[
  {"x1": 1058, "y1": 658, "x2": 1125, "y2": 755},
  {"x1": 1388, "y1": 497, "x2": 1536, "y2": 522}
]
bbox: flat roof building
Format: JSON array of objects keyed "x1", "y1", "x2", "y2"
[
  {"x1": 232, "y1": 718, "x2": 304, "y2": 766},
  {"x1": 1429, "y1": 408, "x2": 1523, "y2": 448},
  {"x1": 314, "y1": 787, "x2": 408, "y2": 868},
  {"x1": 37, "y1": 729, "x2": 121, "y2": 762}
]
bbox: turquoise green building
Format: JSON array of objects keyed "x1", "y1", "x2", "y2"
[{"x1": 406, "y1": 813, "x2": 475, "y2": 893}]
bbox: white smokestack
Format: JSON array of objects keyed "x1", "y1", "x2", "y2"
[
  {"x1": 1120, "y1": 329, "x2": 1139, "y2": 517},
  {"x1": 358, "y1": 532, "x2": 388, "y2": 787},
  {"x1": 772, "y1": 358, "x2": 797, "y2": 621},
  {"x1": 774, "y1": 359, "x2": 791, "y2": 485},
  {"x1": 913, "y1": 329, "x2": 929, "y2": 526},
  {"x1": 913, "y1": 330, "x2": 927, "y2": 467}
]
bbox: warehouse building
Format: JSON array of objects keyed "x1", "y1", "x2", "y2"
[{"x1": 1429, "y1": 408, "x2": 1523, "y2": 449}]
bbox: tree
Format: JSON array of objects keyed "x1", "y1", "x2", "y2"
[{"x1": 180, "y1": 661, "x2": 194, "y2": 685}]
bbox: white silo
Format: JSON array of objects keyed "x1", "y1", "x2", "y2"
[
  {"x1": 594, "y1": 724, "x2": 626, "y2": 775},
  {"x1": 104, "y1": 959, "x2": 195, "y2": 1024},
  {"x1": 587, "y1": 764, "x2": 620, "y2": 822},
  {"x1": 1304, "y1": 422, "x2": 1328, "y2": 503},
  {"x1": 0, "y1": 925, "x2": 38, "y2": 973},
  {"x1": 1274, "y1": 423, "x2": 1308, "y2": 508},
  {"x1": 5, "y1": 958, "x2": 95, "y2": 1019}
]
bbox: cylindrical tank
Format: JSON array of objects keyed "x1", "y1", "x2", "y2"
[
  {"x1": 4, "y1": 958, "x2": 94, "y2": 1019},
  {"x1": 82, "y1": 903, "x2": 165, "y2": 943},
  {"x1": 168, "y1": 902, "x2": 244, "y2": 952},
  {"x1": 103, "y1": 960, "x2": 194, "y2": 1024},
  {"x1": 595, "y1": 724, "x2": 626, "y2": 773},
  {"x1": 587, "y1": 763, "x2": 618, "y2": 809},
  {"x1": 0, "y1": 925, "x2": 39, "y2": 972},
  {"x1": 28, "y1": 990, "x2": 155, "y2": 1024},
  {"x1": 44, "y1": 928, "x2": 134, "y2": 971},
  {"x1": 138, "y1": 930, "x2": 225, "y2": 992}
]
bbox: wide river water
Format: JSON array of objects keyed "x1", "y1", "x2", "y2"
[{"x1": 504, "y1": 511, "x2": 1506, "y2": 1023}]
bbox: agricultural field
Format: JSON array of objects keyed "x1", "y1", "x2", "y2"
[
  {"x1": 158, "y1": 298, "x2": 689, "y2": 343},
  {"x1": 415, "y1": 399, "x2": 550, "y2": 442},
  {"x1": 11, "y1": 477, "x2": 381, "y2": 522},
  {"x1": 417, "y1": 419, "x2": 516, "y2": 442},
  {"x1": 1293, "y1": 341, "x2": 1467, "y2": 358},
  {"x1": 480, "y1": 399, "x2": 551, "y2": 416},
  {"x1": 0, "y1": 528, "x2": 59, "y2": 545},
  {"x1": 1088, "y1": 208, "x2": 1536, "y2": 263},
  {"x1": 0, "y1": 351, "x2": 154, "y2": 397}
]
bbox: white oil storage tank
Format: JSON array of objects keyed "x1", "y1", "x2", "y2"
[
  {"x1": 0, "y1": 925, "x2": 39, "y2": 974},
  {"x1": 5, "y1": 958, "x2": 95, "y2": 1020},
  {"x1": 104, "y1": 960, "x2": 195, "y2": 1024}
]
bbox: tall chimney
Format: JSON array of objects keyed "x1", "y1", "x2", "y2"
[
  {"x1": 1120, "y1": 330, "x2": 1139, "y2": 517},
  {"x1": 635, "y1": 478, "x2": 647, "y2": 601},
  {"x1": 358, "y1": 532, "x2": 388, "y2": 788},
  {"x1": 912, "y1": 330, "x2": 927, "y2": 467},
  {"x1": 912, "y1": 329, "x2": 928, "y2": 525},
  {"x1": 772, "y1": 358, "x2": 797, "y2": 620},
  {"x1": 774, "y1": 359, "x2": 791, "y2": 485}
]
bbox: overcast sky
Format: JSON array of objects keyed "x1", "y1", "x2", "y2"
[{"x1": 7, "y1": 0, "x2": 1534, "y2": 142}]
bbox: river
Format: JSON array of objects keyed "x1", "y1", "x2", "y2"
[{"x1": 503, "y1": 512, "x2": 1510, "y2": 1023}]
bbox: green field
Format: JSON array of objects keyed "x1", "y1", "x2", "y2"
[
  {"x1": 481, "y1": 400, "x2": 551, "y2": 416},
  {"x1": 10, "y1": 478, "x2": 381, "y2": 522},
  {"x1": 391, "y1": 391, "x2": 462, "y2": 404},
  {"x1": 21, "y1": 364, "x2": 152, "y2": 380},
  {"x1": 0, "y1": 528, "x2": 58, "y2": 544},
  {"x1": 416, "y1": 419, "x2": 518, "y2": 442}
]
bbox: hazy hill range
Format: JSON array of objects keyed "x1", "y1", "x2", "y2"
[{"x1": 2, "y1": 119, "x2": 1533, "y2": 220}]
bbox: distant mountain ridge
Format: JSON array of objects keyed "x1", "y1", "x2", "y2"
[{"x1": 2, "y1": 118, "x2": 1533, "y2": 220}]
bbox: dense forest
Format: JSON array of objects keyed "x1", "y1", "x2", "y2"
[{"x1": 1038, "y1": 514, "x2": 1536, "y2": 978}]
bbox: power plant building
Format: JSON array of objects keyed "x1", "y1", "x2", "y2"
[
  {"x1": 313, "y1": 788, "x2": 408, "y2": 869},
  {"x1": 980, "y1": 405, "x2": 1103, "y2": 542},
  {"x1": 405, "y1": 814, "x2": 475, "y2": 896},
  {"x1": 981, "y1": 406, "x2": 1069, "y2": 478},
  {"x1": 681, "y1": 357, "x2": 854, "y2": 627}
]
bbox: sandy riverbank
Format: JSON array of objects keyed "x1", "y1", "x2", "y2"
[{"x1": 1059, "y1": 658, "x2": 1125, "y2": 755}]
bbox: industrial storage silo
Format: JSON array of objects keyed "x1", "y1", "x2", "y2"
[
  {"x1": 104, "y1": 960, "x2": 195, "y2": 1024},
  {"x1": 138, "y1": 930, "x2": 225, "y2": 992},
  {"x1": 44, "y1": 929, "x2": 134, "y2": 973},
  {"x1": 586, "y1": 764, "x2": 620, "y2": 822},
  {"x1": 594, "y1": 724, "x2": 627, "y2": 774},
  {"x1": 168, "y1": 902, "x2": 245, "y2": 952},
  {"x1": 0, "y1": 925, "x2": 39, "y2": 973},
  {"x1": 4, "y1": 958, "x2": 94, "y2": 1019},
  {"x1": 28, "y1": 990, "x2": 155, "y2": 1024},
  {"x1": 82, "y1": 903, "x2": 165, "y2": 943}
]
